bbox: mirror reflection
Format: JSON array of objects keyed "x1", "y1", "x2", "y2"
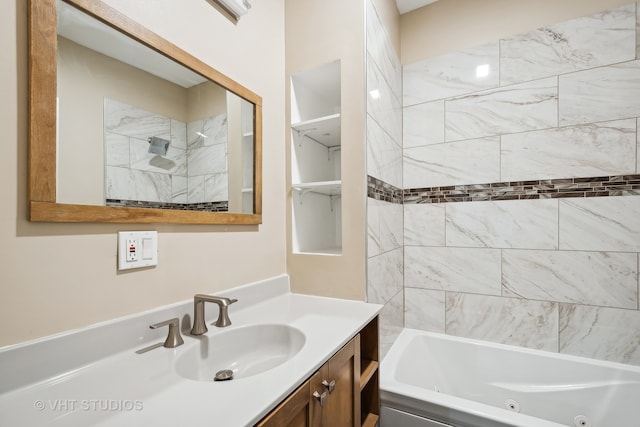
[{"x1": 56, "y1": 0, "x2": 255, "y2": 214}]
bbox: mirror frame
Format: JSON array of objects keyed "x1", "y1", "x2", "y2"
[{"x1": 28, "y1": 0, "x2": 262, "y2": 224}]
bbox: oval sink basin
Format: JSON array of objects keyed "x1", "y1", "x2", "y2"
[{"x1": 175, "y1": 324, "x2": 305, "y2": 381}]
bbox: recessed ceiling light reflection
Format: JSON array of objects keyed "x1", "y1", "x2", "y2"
[
  {"x1": 476, "y1": 64, "x2": 490, "y2": 78},
  {"x1": 369, "y1": 89, "x2": 380, "y2": 99}
]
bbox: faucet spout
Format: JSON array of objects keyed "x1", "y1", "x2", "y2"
[{"x1": 190, "y1": 294, "x2": 238, "y2": 335}]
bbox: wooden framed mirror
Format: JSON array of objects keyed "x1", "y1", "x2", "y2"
[{"x1": 28, "y1": 0, "x2": 262, "y2": 224}]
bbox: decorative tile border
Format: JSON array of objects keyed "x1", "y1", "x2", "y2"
[
  {"x1": 106, "y1": 199, "x2": 229, "y2": 212},
  {"x1": 405, "y1": 175, "x2": 640, "y2": 204},
  {"x1": 367, "y1": 176, "x2": 403, "y2": 204},
  {"x1": 368, "y1": 174, "x2": 640, "y2": 205}
]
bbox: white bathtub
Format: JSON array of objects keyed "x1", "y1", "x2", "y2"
[{"x1": 380, "y1": 329, "x2": 640, "y2": 427}]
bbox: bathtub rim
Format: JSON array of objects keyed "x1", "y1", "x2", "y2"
[{"x1": 380, "y1": 328, "x2": 640, "y2": 427}]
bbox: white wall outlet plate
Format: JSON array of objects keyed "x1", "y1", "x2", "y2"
[{"x1": 118, "y1": 231, "x2": 158, "y2": 271}]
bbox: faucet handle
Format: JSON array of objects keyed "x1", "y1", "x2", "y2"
[
  {"x1": 150, "y1": 317, "x2": 184, "y2": 348},
  {"x1": 214, "y1": 298, "x2": 238, "y2": 328}
]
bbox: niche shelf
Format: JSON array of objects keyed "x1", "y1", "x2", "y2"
[{"x1": 290, "y1": 60, "x2": 341, "y2": 255}]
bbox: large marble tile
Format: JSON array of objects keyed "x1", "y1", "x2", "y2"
[
  {"x1": 446, "y1": 293, "x2": 559, "y2": 351},
  {"x1": 637, "y1": 1, "x2": 640, "y2": 59},
  {"x1": 559, "y1": 304, "x2": 640, "y2": 365},
  {"x1": 404, "y1": 203, "x2": 445, "y2": 247},
  {"x1": 501, "y1": 119, "x2": 637, "y2": 181},
  {"x1": 129, "y1": 170, "x2": 172, "y2": 203},
  {"x1": 403, "y1": 137, "x2": 500, "y2": 188},
  {"x1": 187, "y1": 176, "x2": 205, "y2": 203},
  {"x1": 446, "y1": 199, "x2": 558, "y2": 249},
  {"x1": 187, "y1": 144, "x2": 227, "y2": 176},
  {"x1": 203, "y1": 114, "x2": 228, "y2": 146},
  {"x1": 172, "y1": 176, "x2": 187, "y2": 203},
  {"x1": 367, "y1": 198, "x2": 381, "y2": 257},
  {"x1": 502, "y1": 250, "x2": 638, "y2": 309},
  {"x1": 170, "y1": 119, "x2": 187, "y2": 150},
  {"x1": 379, "y1": 290, "x2": 404, "y2": 360},
  {"x1": 404, "y1": 288, "x2": 445, "y2": 333},
  {"x1": 187, "y1": 119, "x2": 206, "y2": 149},
  {"x1": 403, "y1": 100, "x2": 444, "y2": 148},
  {"x1": 104, "y1": 99, "x2": 170, "y2": 141},
  {"x1": 500, "y1": 4, "x2": 636, "y2": 86},
  {"x1": 367, "y1": 54, "x2": 402, "y2": 145},
  {"x1": 366, "y1": 0, "x2": 402, "y2": 104},
  {"x1": 404, "y1": 246, "x2": 501, "y2": 295},
  {"x1": 367, "y1": 248, "x2": 403, "y2": 305},
  {"x1": 446, "y1": 77, "x2": 558, "y2": 142},
  {"x1": 104, "y1": 132, "x2": 129, "y2": 167},
  {"x1": 380, "y1": 201, "x2": 403, "y2": 252},
  {"x1": 559, "y1": 195, "x2": 640, "y2": 252},
  {"x1": 367, "y1": 115, "x2": 402, "y2": 188},
  {"x1": 204, "y1": 173, "x2": 228, "y2": 202},
  {"x1": 403, "y1": 42, "x2": 499, "y2": 106},
  {"x1": 559, "y1": 59, "x2": 640, "y2": 126},
  {"x1": 637, "y1": 118, "x2": 639, "y2": 173},
  {"x1": 105, "y1": 166, "x2": 130, "y2": 200}
]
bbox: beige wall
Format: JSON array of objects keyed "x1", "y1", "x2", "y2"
[
  {"x1": 1, "y1": 0, "x2": 285, "y2": 346},
  {"x1": 401, "y1": 0, "x2": 633, "y2": 64},
  {"x1": 285, "y1": 0, "x2": 367, "y2": 300}
]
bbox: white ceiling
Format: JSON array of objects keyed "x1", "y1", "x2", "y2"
[{"x1": 396, "y1": 0, "x2": 440, "y2": 15}]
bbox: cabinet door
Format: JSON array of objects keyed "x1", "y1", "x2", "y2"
[
  {"x1": 257, "y1": 379, "x2": 312, "y2": 427},
  {"x1": 322, "y1": 338, "x2": 359, "y2": 427}
]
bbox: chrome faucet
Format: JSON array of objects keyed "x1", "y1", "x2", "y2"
[
  {"x1": 190, "y1": 294, "x2": 238, "y2": 335},
  {"x1": 150, "y1": 318, "x2": 184, "y2": 348}
]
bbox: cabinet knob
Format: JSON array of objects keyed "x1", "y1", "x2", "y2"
[
  {"x1": 322, "y1": 379, "x2": 336, "y2": 393},
  {"x1": 312, "y1": 390, "x2": 327, "y2": 406}
]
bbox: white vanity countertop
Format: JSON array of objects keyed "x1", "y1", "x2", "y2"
[{"x1": 0, "y1": 279, "x2": 381, "y2": 427}]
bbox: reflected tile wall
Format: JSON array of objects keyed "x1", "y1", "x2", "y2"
[
  {"x1": 104, "y1": 99, "x2": 170, "y2": 141},
  {"x1": 104, "y1": 99, "x2": 228, "y2": 206},
  {"x1": 402, "y1": 2, "x2": 640, "y2": 365}
]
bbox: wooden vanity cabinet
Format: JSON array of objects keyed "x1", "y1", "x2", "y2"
[{"x1": 256, "y1": 316, "x2": 379, "y2": 427}]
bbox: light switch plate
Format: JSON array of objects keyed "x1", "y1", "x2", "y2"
[{"x1": 118, "y1": 231, "x2": 158, "y2": 270}]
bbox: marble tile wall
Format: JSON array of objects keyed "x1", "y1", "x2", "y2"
[
  {"x1": 365, "y1": 0, "x2": 403, "y2": 357},
  {"x1": 402, "y1": 2, "x2": 640, "y2": 365},
  {"x1": 104, "y1": 98, "x2": 228, "y2": 207}
]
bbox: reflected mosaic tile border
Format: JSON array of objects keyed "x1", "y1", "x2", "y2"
[
  {"x1": 368, "y1": 174, "x2": 640, "y2": 204},
  {"x1": 106, "y1": 199, "x2": 229, "y2": 212}
]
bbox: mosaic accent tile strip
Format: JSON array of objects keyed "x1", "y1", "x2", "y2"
[
  {"x1": 404, "y1": 174, "x2": 640, "y2": 204},
  {"x1": 367, "y1": 175, "x2": 403, "y2": 204},
  {"x1": 106, "y1": 199, "x2": 229, "y2": 212}
]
